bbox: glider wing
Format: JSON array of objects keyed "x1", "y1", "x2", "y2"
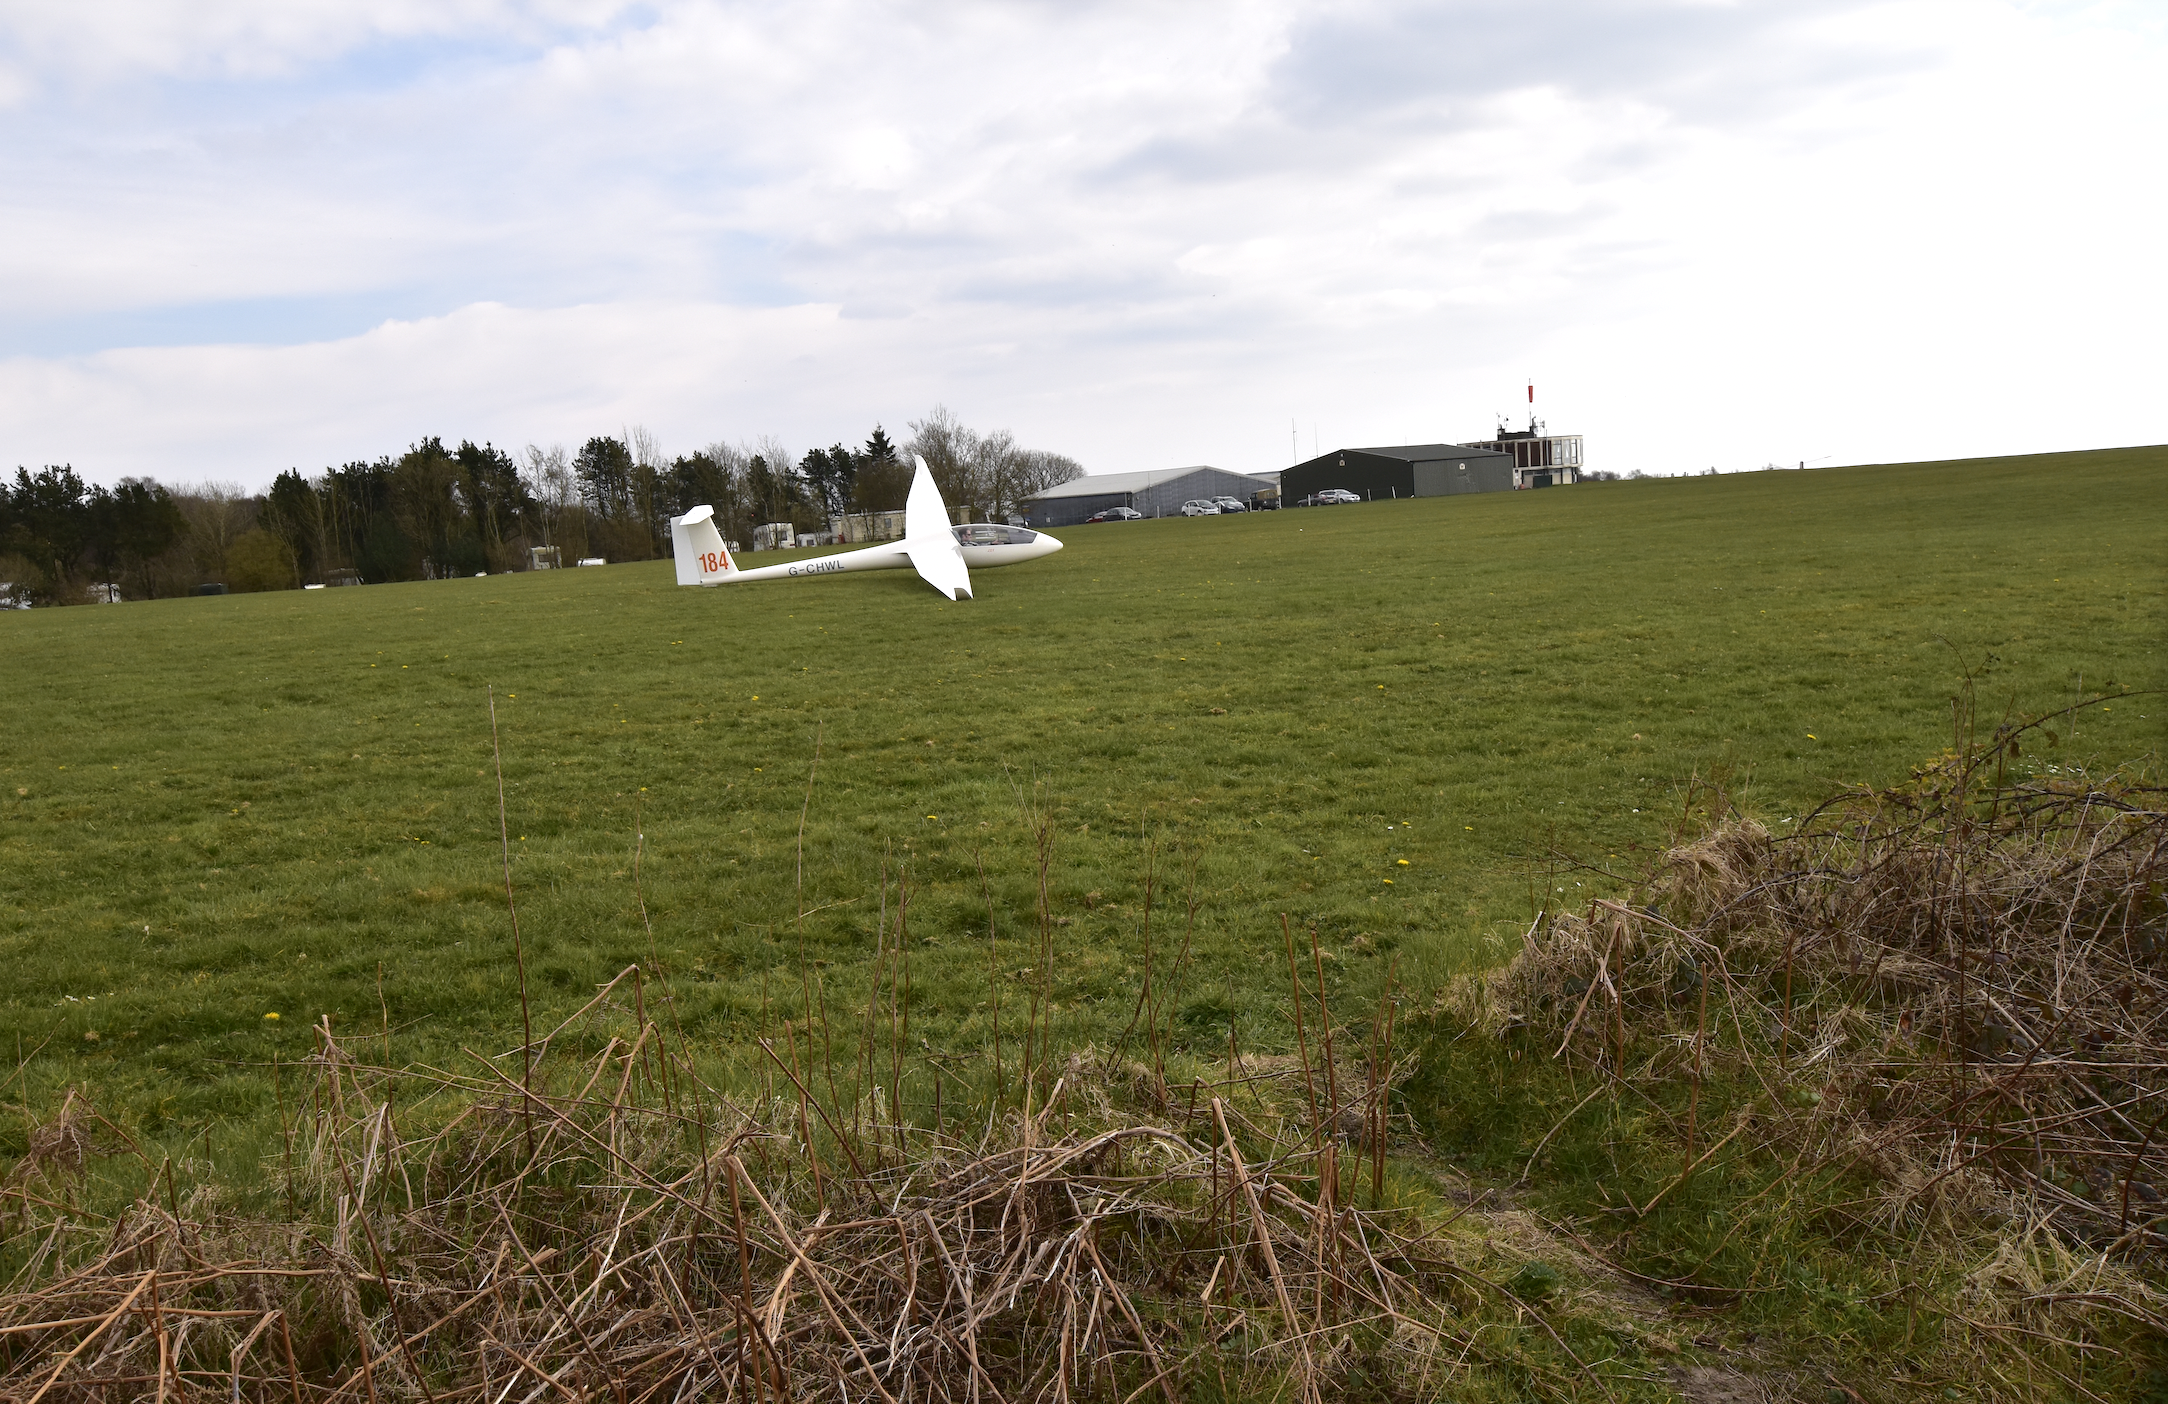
[{"x1": 902, "y1": 457, "x2": 973, "y2": 600}]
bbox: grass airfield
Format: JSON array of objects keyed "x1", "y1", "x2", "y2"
[{"x1": 1, "y1": 444, "x2": 2161, "y2": 1138}]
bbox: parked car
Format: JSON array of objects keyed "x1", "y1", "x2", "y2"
[
  {"x1": 1211, "y1": 496, "x2": 1248, "y2": 513},
  {"x1": 1300, "y1": 488, "x2": 1360, "y2": 506},
  {"x1": 1085, "y1": 506, "x2": 1142, "y2": 522},
  {"x1": 1180, "y1": 500, "x2": 1221, "y2": 516}
]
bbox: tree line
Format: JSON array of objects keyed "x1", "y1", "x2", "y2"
[{"x1": 0, "y1": 407, "x2": 1082, "y2": 604}]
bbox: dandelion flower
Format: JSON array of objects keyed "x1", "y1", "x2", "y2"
[
  {"x1": 264, "y1": 1012, "x2": 280, "y2": 1021},
  {"x1": 1382, "y1": 878, "x2": 1394, "y2": 884},
  {"x1": 1806, "y1": 733, "x2": 1817, "y2": 740},
  {"x1": 1397, "y1": 859, "x2": 1409, "y2": 866}
]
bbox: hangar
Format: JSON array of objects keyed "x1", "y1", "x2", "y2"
[
  {"x1": 1281, "y1": 443, "x2": 1517, "y2": 503},
  {"x1": 1021, "y1": 465, "x2": 1278, "y2": 528}
]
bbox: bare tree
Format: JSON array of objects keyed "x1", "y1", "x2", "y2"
[
  {"x1": 520, "y1": 443, "x2": 588, "y2": 558},
  {"x1": 173, "y1": 481, "x2": 253, "y2": 580},
  {"x1": 746, "y1": 435, "x2": 806, "y2": 529},
  {"x1": 971, "y1": 427, "x2": 1017, "y2": 519},
  {"x1": 906, "y1": 405, "x2": 977, "y2": 512},
  {"x1": 1015, "y1": 448, "x2": 1083, "y2": 497},
  {"x1": 906, "y1": 406, "x2": 1084, "y2": 521},
  {"x1": 521, "y1": 445, "x2": 574, "y2": 547},
  {"x1": 622, "y1": 424, "x2": 668, "y2": 555}
]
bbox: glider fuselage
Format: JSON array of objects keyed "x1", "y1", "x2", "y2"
[
  {"x1": 701, "y1": 526, "x2": 1060, "y2": 584},
  {"x1": 667, "y1": 459, "x2": 1062, "y2": 600}
]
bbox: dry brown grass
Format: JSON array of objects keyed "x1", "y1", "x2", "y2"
[
  {"x1": 0, "y1": 956, "x2": 1634, "y2": 1403},
  {"x1": 1477, "y1": 697, "x2": 2168, "y2": 1386}
]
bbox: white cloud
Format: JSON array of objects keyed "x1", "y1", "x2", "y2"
[
  {"x1": 0, "y1": 300, "x2": 877, "y2": 472},
  {"x1": 0, "y1": 0, "x2": 2161, "y2": 484},
  {"x1": 0, "y1": 1, "x2": 629, "y2": 88}
]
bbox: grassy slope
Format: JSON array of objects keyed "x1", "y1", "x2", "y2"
[{"x1": 1, "y1": 445, "x2": 2161, "y2": 1135}]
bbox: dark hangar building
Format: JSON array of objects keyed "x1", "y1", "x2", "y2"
[
  {"x1": 1282, "y1": 443, "x2": 1513, "y2": 502},
  {"x1": 1281, "y1": 429, "x2": 1584, "y2": 504}
]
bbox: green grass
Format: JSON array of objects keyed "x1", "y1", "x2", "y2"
[
  {"x1": 2, "y1": 445, "x2": 2161, "y2": 1139},
  {"x1": 1410, "y1": 1027, "x2": 2168, "y2": 1399}
]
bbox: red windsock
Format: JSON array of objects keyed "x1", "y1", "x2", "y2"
[{"x1": 1527, "y1": 384, "x2": 1534, "y2": 403}]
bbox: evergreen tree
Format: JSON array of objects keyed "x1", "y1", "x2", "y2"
[
  {"x1": 2, "y1": 466, "x2": 93, "y2": 601},
  {"x1": 391, "y1": 437, "x2": 477, "y2": 576},
  {"x1": 95, "y1": 478, "x2": 188, "y2": 595},
  {"x1": 455, "y1": 441, "x2": 530, "y2": 569},
  {"x1": 745, "y1": 454, "x2": 782, "y2": 523},
  {"x1": 574, "y1": 436, "x2": 637, "y2": 518},
  {"x1": 322, "y1": 458, "x2": 404, "y2": 582},
  {"x1": 574, "y1": 436, "x2": 660, "y2": 560},
  {"x1": 261, "y1": 470, "x2": 324, "y2": 582},
  {"x1": 668, "y1": 451, "x2": 733, "y2": 517},
  {"x1": 849, "y1": 425, "x2": 910, "y2": 512},
  {"x1": 799, "y1": 444, "x2": 859, "y2": 518}
]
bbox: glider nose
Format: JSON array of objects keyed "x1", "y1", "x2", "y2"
[{"x1": 1040, "y1": 533, "x2": 1064, "y2": 556}]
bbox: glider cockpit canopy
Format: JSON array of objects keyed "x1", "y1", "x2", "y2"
[{"x1": 953, "y1": 524, "x2": 1039, "y2": 547}]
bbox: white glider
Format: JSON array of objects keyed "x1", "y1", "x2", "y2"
[{"x1": 668, "y1": 456, "x2": 1061, "y2": 600}]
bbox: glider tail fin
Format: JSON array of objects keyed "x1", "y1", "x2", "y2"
[{"x1": 670, "y1": 506, "x2": 735, "y2": 586}]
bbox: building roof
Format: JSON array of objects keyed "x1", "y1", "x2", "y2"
[
  {"x1": 1024, "y1": 465, "x2": 1278, "y2": 501},
  {"x1": 1336, "y1": 443, "x2": 1505, "y2": 461}
]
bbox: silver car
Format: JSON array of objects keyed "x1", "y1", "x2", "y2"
[
  {"x1": 1212, "y1": 496, "x2": 1248, "y2": 512},
  {"x1": 1180, "y1": 499, "x2": 1221, "y2": 516}
]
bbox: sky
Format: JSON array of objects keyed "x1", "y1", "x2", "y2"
[{"x1": 1, "y1": 0, "x2": 2162, "y2": 489}]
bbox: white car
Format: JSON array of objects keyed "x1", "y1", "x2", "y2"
[
  {"x1": 1306, "y1": 488, "x2": 1360, "y2": 505},
  {"x1": 1180, "y1": 499, "x2": 1221, "y2": 516}
]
